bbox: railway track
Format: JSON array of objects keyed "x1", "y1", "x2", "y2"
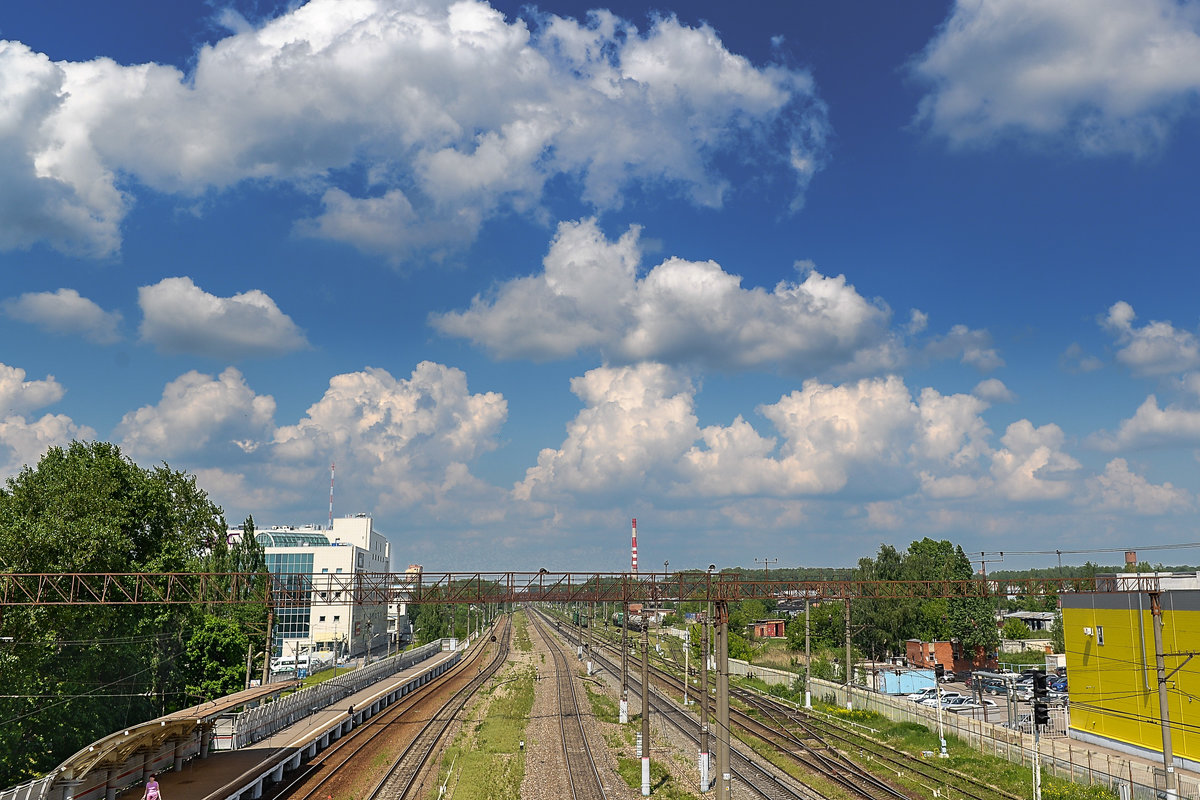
[
  {"x1": 742, "y1": 692, "x2": 1023, "y2": 800},
  {"x1": 532, "y1": 607, "x2": 816, "y2": 800},
  {"x1": 267, "y1": 624, "x2": 507, "y2": 800},
  {"x1": 366, "y1": 616, "x2": 512, "y2": 800},
  {"x1": 526, "y1": 609, "x2": 608, "y2": 800},
  {"x1": 567, "y1": 609, "x2": 1022, "y2": 800}
]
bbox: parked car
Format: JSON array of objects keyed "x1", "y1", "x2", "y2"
[
  {"x1": 951, "y1": 698, "x2": 998, "y2": 712},
  {"x1": 956, "y1": 670, "x2": 974, "y2": 684},
  {"x1": 1050, "y1": 678, "x2": 1068, "y2": 692},
  {"x1": 980, "y1": 676, "x2": 1010, "y2": 695},
  {"x1": 919, "y1": 692, "x2": 965, "y2": 707},
  {"x1": 906, "y1": 687, "x2": 942, "y2": 702}
]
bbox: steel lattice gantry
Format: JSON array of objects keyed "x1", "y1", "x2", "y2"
[{"x1": 0, "y1": 570, "x2": 1159, "y2": 607}]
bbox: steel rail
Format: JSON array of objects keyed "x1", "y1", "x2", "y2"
[
  {"x1": 366, "y1": 617, "x2": 512, "y2": 800},
  {"x1": 533, "y1": 607, "x2": 815, "y2": 800},
  {"x1": 526, "y1": 610, "x2": 607, "y2": 800}
]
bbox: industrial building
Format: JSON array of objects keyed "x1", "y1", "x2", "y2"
[{"x1": 1061, "y1": 573, "x2": 1200, "y2": 772}]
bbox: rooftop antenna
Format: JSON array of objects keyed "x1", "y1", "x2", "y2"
[{"x1": 328, "y1": 461, "x2": 335, "y2": 532}]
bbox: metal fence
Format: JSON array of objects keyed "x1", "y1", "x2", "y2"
[{"x1": 810, "y1": 678, "x2": 1200, "y2": 800}]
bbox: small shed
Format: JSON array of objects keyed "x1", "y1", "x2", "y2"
[{"x1": 751, "y1": 619, "x2": 787, "y2": 638}]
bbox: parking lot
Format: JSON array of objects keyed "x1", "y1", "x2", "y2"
[{"x1": 914, "y1": 672, "x2": 1068, "y2": 732}]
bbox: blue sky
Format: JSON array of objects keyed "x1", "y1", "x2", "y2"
[{"x1": 3, "y1": 0, "x2": 1200, "y2": 573}]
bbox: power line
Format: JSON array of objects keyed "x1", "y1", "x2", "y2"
[
  {"x1": 0, "y1": 650, "x2": 182, "y2": 728},
  {"x1": 982, "y1": 541, "x2": 1200, "y2": 558}
]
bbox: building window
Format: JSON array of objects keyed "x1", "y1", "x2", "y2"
[
  {"x1": 334, "y1": 616, "x2": 340, "y2": 622},
  {"x1": 321, "y1": 568, "x2": 329, "y2": 573},
  {"x1": 336, "y1": 568, "x2": 343, "y2": 574},
  {"x1": 319, "y1": 616, "x2": 326, "y2": 622},
  {"x1": 1097, "y1": 626, "x2": 1104, "y2": 645}
]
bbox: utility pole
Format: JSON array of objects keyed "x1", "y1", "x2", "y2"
[
  {"x1": 844, "y1": 598, "x2": 852, "y2": 710},
  {"x1": 716, "y1": 601, "x2": 731, "y2": 800},
  {"x1": 621, "y1": 603, "x2": 629, "y2": 723},
  {"x1": 700, "y1": 613, "x2": 711, "y2": 792},
  {"x1": 754, "y1": 557, "x2": 777, "y2": 579},
  {"x1": 586, "y1": 602, "x2": 595, "y2": 676},
  {"x1": 935, "y1": 663, "x2": 948, "y2": 758},
  {"x1": 641, "y1": 619, "x2": 651, "y2": 797},
  {"x1": 804, "y1": 596, "x2": 812, "y2": 708},
  {"x1": 1150, "y1": 592, "x2": 1179, "y2": 800},
  {"x1": 261, "y1": 607, "x2": 274, "y2": 685}
]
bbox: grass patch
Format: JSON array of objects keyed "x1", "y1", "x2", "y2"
[
  {"x1": 435, "y1": 663, "x2": 536, "y2": 800},
  {"x1": 806, "y1": 700, "x2": 1038, "y2": 796},
  {"x1": 739, "y1": 734, "x2": 853, "y2": 800},
  {"x1": 616, "y1": 756, "x2": 700, "y2": 799},
  {"x1": 513, "y1": 612, "x2": 532, "y2": 652},
  {"x1": 750, "y1": 640, "x2": 803, "y2": 671},
  {"x1": 586, "y1": 684, "x2": 620, "y2": 724}
]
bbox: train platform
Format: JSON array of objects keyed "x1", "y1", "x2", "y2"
[
  {"x1": 10, "y1": 641, "x2": 472, "y2": 800},
  {"x1": 124, "y1": 644, "x2": 464, "y2": 800}
]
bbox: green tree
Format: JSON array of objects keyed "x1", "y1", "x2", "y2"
[
  {"x1": 1049, "y1": 611, "x2": 1065, "y2": 653},
  {"x1": 180, "y1": 616, "x2": 250, "y2": 701},
  {"x1": 852, "y1": 544, "x2": 913, "y2": 659},
  {"x1": 413, "y1": 601, "x2": 448, "y2": 644},
  {"x1": 1001, "y1": 618, "x2": 1033, "y2": 640},
  {"x1": 0, "y1": 441, "x2": 230, "y2": 787}
]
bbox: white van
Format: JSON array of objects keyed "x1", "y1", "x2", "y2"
[{"x1": 270, "y1": 654, "x2": 311, "y2": 675}]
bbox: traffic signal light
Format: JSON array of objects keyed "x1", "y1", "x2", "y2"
[
  {"x1": 935, "y1": 664, "x2": 945, "y2": 680},
  {"x1": 1033, "y1": 671, "x2": 1048, "y2": 700},
  {"x1": 1033, "y1": 701, "x2": 1050, "y2": 726}
]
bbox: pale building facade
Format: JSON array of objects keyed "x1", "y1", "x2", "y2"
[{"x1": 232, "y1": 514, "x2": 391, "y2": 660}]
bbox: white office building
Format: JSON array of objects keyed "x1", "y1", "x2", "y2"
[{"x1": 233, "y1": 514, "x2": 391, "y2": 661}]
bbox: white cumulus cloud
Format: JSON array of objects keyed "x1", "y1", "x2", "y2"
[
  {"x1": 2, "y1": 288, "x2": 122, "y2": 344},
  {"x1": 0, "y1": 363, "x2": 64, "y2": 416},
  {"x1": 273, "y1": 362, "x2": 507, "y2": 510},
  {"x1": 0, "y1": 413, "x2": 96, "y2": 479},
  {"x1": 515, "y1": 362, "x2": 701, "y2": 500},
  {"x1": 0, "y1": 362, "x2": 91, "y2": 478},
  {"x1": 0, "y1": 42, "x2": 127, "y2": 257},
  {"x1": 1102, "y1": 301, "x2": 1200, "y2": 376},
  {"x1": 990, "y1": 420, "x2": 1080, "y2": 500},
  {"x1": 0, "y1": 0, "x2": 828, "y2": 260},
  {"x1": 1081, "y1": 458, "x2": 1191, "y2": 514},
  {"x1": 1090, "y1": 394, "x2": 1200, "y2": 450},
  {"x1": 517, "y1": 365, "x2": 1006, "y2": 503},
  {"x1": 972, "y1": 378, "x2": 1016, "y2": 403},
  {"x1": 923, "y1": 324, "x2": 1004, "y2": 371},
  {"x1": 137, "y1": 277, "x2": 309, "y2": 359},
  {"x1": 912, "y1": 0, "x2": 1200, "y2": 155},
  {"x1": 115, "y1": 367, "x2": 277, "y2": 459},
  {"x1": 433, "y1": 218, "x2": 895, "y2": 374}
]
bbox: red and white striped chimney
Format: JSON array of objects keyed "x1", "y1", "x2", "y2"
[{"x1": 631, "y1": 518, "x2": 638, "y2": 574}]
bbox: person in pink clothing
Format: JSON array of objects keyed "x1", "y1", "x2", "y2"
[{"x1": 142, "y1": 775, "x2": 161, "y2": 800}]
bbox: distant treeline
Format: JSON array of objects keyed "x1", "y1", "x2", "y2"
[{"x1": 989, "y1": 561, "x2": 1196, "y2": 581}]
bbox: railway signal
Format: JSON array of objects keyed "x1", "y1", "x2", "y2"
[{"x1": 1031, "y1": 669, "x2": 1048, "y2": 800}]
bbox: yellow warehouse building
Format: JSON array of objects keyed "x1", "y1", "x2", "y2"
[{"x1": 1062, "y1": 585, "x2": 1200, "y2": 772}]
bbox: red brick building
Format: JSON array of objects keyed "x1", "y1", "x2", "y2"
[
  {"x1": 905, "y1": 638, "x2": 995, "y2": 673},
  {"x1": 751, "y1": 619, "x2": 787, "y2": 638}
]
